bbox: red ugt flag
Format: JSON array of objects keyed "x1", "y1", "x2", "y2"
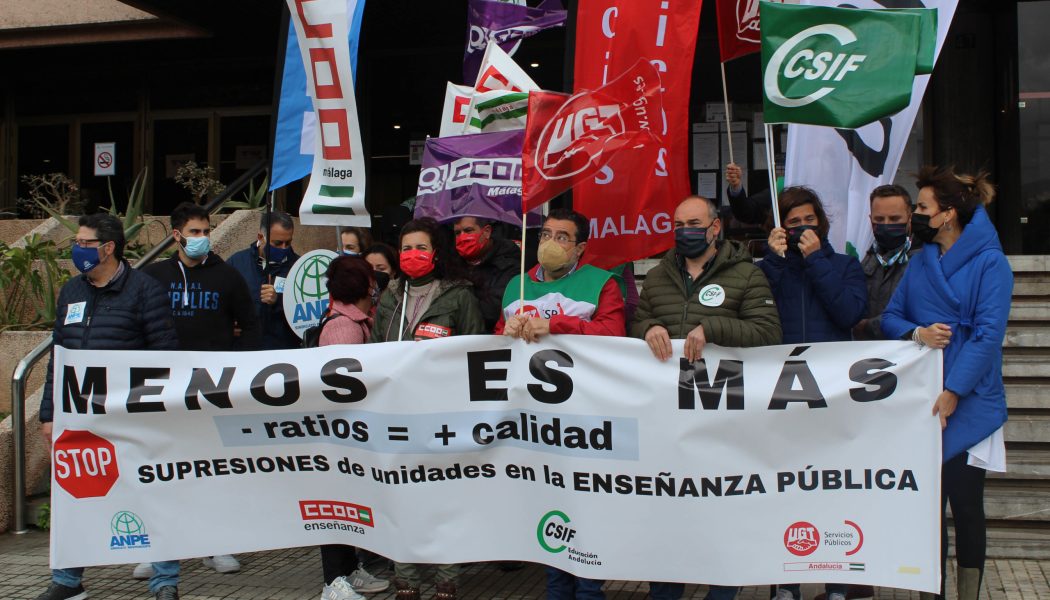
[
  {"x1": 521, "y1": 59, "x2": 664, "y2": 212},
  {"x1": 717, "y1": 0, "x2": 784, "y2": 62}
]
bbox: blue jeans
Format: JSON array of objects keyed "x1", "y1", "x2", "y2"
[
  {"x1": 650, "y1": 582, "x2": 739, "y2": 600},
  {"x1": 779, "y1": 583, "x2": 847, "y2": 598},
  {"x1": 546, "y1": 566, "x2": 604, "y2": 599},
  {"x1": 54, "y1": 561, "x2": 179, "y2": 594}
]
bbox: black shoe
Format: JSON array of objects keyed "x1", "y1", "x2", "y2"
[
  {"x1": 34, "y1": 582, "x2": 88, "y2": 600},
  {"x1": 154, "y1": 586, "x2": 179, "y2": 600}
]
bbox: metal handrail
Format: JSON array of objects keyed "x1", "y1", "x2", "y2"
[{"x1": 9, "y1": 161, "x2": 269, "y2": 534}]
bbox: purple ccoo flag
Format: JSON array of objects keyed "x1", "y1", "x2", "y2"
[
  {"x1": 464, "y1": 0, "x2": 567, "y2": 83},
  {"x1": 414, "y1": 129, "x2": 542, "y2": 227}
]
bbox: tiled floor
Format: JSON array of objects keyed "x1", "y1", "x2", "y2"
[{"x1": 1, "y1": 530, "x2": 1045, "y2": 599}]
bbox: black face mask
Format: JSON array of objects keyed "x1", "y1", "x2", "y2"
[
  {"x1": 872, "y1": 223, "x2": 909, "y2": 250},
  {"x1": 911, "y1": 213, "x2": 940, "y2": 244},
  {"x1": 373, "y1": 270, "x2": 391, "y2": 292},
  {"x1": 675, "y1": 227, "x2": 710, "y2": 259},
  {"x1": 786, "y1": 225, "x2": 818, "y2": 252}
]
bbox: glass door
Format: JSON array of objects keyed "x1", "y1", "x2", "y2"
[{"x1": 1019, "y1": 1, "x2": 1050, "y2": 254}]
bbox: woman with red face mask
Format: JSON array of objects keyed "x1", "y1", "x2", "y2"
[
  {"x1": 369, "y1": 218, "x2": 483, "y2": 600},
  {"x1": 371, "y1": 217, "x2": 484, "y2": 344}
]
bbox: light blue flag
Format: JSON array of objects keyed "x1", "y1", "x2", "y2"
[{"x1": 271, "y1": 0, "x2": 366, "y2": 191}]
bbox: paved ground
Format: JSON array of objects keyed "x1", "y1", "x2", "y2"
[{"x1": 1, "y1": 530, "x2": 1047, "y2": 599}]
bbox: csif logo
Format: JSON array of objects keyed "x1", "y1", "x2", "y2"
[
  {"x1": 537, "y1": 510, "x2": 575, "y2": 553},
  {"x1": 764, "y1": 24, "x2": 867, "y2": 108},
  {"x1": 110, "y1": 511, "x2": 150, "y2": 550},
  {"x1": 536, "y1": 97, "x2": 623, "y2": 181}
]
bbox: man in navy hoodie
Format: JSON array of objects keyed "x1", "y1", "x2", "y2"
[
  {"x1": 226, "y1": 211, "x2": 301, "y2": 349},
  {"x1": 143, "y1": 202, "x2": 260, "y2": 351}
]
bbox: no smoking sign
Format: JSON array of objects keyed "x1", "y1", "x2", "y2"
[{"x1": 94, "y1": 142, "x2": 116, "y2": 176}]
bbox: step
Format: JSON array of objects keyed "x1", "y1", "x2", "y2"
[
  {"x1": 1009, "y1": 302, "x2": 1050, "y2": 321},
  {"x1": 980, "y1": 484, "x2": 1050, "y2": 521},
  {"x1": 1004, "y1": 327, "x2": 1050, "y2": 348},
  {"x1": 1005, "y1": 414, "x2": 1050, "y2": 444},
  {"x1": 1006, "y1": 384, "x2": 1050, "y2": 410},
  {"x1": 1013, "y1": 279, "x2": 1050, "y2": 297},
  {"x1": 1008, "y1": 256, "x2": 1050, "y2": 273},
  {"x1": 1003, "y1": 355, "x2": 1050, "y2": 378},
  {"x1": 988, "y1": 448, "x2": 1050, "y2": 480},
  {"x1": 981, "y1": 525, "x2": 1050, "y2": 559}
]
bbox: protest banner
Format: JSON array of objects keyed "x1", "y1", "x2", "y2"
[
  {"x1": 285, "y1": 0, "x2": 369, "y2": 225},
  {"x1": 784, "y1": 0, "x2": 955, "y2": 257},
  {"x1": 413, "y1": 130, "x2": 542, "y2": 226},
  {"x1": 571, "y1": 0, "x2": 701, "y2": 269},
  {"x1": 51, "y1": 336, "x2": 941, "y2": 593},
  {"x1": 271, "y1": 0, "x2": 366, "y2": 191}
]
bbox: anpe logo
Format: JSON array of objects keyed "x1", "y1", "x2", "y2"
[
  {"x1": 110, "y1": 511, "x2": 150, "y2": 550},
  {"x1": 537, "y1": 510, "x2": 575, "y2": 553},
  {"x1": 764, "y1": 24, "x2": 867, "y2": 108},
  {"x1": 536, "y1": 98, "x2": 624, "y2": 181},
  {"x1": 300, "y1": 500, "x2": 375, "y2": 528},
  {"x1": 784, "y1": 521, "x2": 821, "y2": 556},
  {"x1": 283, "y1": 250, "x2": 338, "y2": 337},
  {"x1": 53, "y1": 430, "x2": 119, "y2": 499}
]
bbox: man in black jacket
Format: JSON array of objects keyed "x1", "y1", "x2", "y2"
[
  {"x1": 143, "y1": 202, "x2": 261, "y2": 351},
  {"x1": 853, "y1": 184, "x2": 920, "y2": 340},
  {"x1": 36, "y1": 213, "x2": 181, "y2": 600},
  {"x1": 452, "y1": 216, "x2": 521, "y2": 331},
  {"x1": 226, "y1": 211, "x2": 301, "y2": 350}
]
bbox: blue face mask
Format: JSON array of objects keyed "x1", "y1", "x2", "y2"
[
  {"x1": 71, "y1": 245, "x2": 101, "y2": 273},
  {"x1": 182, "y1": 235, "x2": 210, "y2": 259},
  {"x1": 266, "y1": 244, "x2": 292, "y2": 265},
  {"x1": 342, "y1": 250, "x2": 360, "y2": 256}
]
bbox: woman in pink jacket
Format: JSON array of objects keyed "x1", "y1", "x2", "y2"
[{"x1": 316, "y1": 255, "x2": 389, "y2": 600}]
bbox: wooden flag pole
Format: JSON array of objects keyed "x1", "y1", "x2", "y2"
[
  {"x1": 518, "y1": 207, "x2": 527, "y2": 314},
  {"x1": 720, "y1": 62, "x2": 734, "y2": 165}
]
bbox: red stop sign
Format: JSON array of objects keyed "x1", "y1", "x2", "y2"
[{"x1": 53, "y1": 430, "x2": 119, "y2": 499}]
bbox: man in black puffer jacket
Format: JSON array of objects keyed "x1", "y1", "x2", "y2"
[
  {"x1": 452, "y1": 216, "x2": 523, "y2": 331},
  {"x1": 36, "y1": 213, "x2": 181, "y2": 600}
]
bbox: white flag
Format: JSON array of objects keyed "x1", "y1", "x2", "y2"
[
  {"x1": 473, "y1": 43, "x2": 538, "y2": 93},
  {"x1": 462, "y1": 90, "x2": 530, "y2": 134},
  {"x1": 439, "y1": 82, "x2": 475, "y2": 137}
]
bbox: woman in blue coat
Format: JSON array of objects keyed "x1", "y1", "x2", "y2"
[
  {"x1": 760, "y1": 187, "x2": 868, "y2": 345},
  {"x1": 882, "y1": 166, "x2": 1012, "y2": 600}
]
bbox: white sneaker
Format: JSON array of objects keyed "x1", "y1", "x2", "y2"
[
  {"x1": 775, "y1": 590, "x2": 797, "y2": 600},
  {"x1": 203, "y1": 555, "x2": 241, "y2": 573},
  {"x1": 827, "y1": 594, "x2": 846, "y2": 600},
  {"x1": 347, "y1": 566, "x2": 390, "y2": 593},
  {"x1": 320, "y1": 576, "x2": 366, "y2": 600},
  {"x1": 132, "y1": 562, "x2": 153, "y2": 580}
]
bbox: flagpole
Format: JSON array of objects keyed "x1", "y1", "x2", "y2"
[
  {"x1": 518, "y1": 208, "x2": 527, "y2": 315},
  {"x1": 765, "y1": 123, "x2": 780, "y2": 229},
  {"x1": 720, "y1": 62, "x2": 734, "y2": 165}
]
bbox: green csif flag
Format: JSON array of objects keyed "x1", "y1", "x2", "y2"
[{"x1": 761, "y1": 3, "x2": 928, "y2": 129}]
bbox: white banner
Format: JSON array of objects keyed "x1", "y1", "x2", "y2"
[
  {"x1": 51, "y1": 337, "x2": 941, "y2": 592},
  {"x1": 785, "y1": 0, "x2": 958, "y2": 256},
  {"x1": 287, "y1": 0, "x2": 370, "y2": 226}
]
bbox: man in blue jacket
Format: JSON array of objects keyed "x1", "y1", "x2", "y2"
[
  {"x1": 36, "y1": 213, "x2": 180, "y2": 600},
  {"x1": 226, "y1": 211, "x2": 301, "y2": 350},
  {"x1": 759, "y1": 187, "x2": 868, "y2": 346}
]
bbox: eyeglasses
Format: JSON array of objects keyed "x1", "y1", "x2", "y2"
[
  {"x1": 73, "y1": 238, "x2": 104, "y2": 248},
  {"x1": 539, "y1": 231, "x2": 576, "y2": 244}
]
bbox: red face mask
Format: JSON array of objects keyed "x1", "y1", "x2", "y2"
[
  {"x1": 400, "y1": 249, "x2": 435, "y2": 279},
  {"x1": 455, "y1": 232, "x2": 486, "y2": 260}
]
